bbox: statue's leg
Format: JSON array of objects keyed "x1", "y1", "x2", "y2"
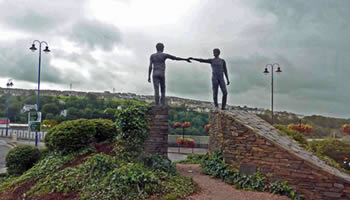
[
  {"x1": 219, "y1": 78, "x2": 228, "y2": 110},
  {"x1": 160, "y1": 75, "x2": 166, "y2": 105},
  {"x1": 153, "y1": 76, "x2": 160, "y2": 105},
  {"x1": 212, "y1": 78, "x2": 219, "y2": 108}
]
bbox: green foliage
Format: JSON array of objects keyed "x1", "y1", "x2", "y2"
[
  {"x1": 201, "y1": 151, "x2": 303, "y2": 198},
  {"x1": 114, "y1": 104, "x2": 149, "y2": 160},
  {"x1": 27, "y1": 153, "x2": 119, "y2": 197},
  {"x1": 201, "y1": 151, "x2": 228, "y2": 179},
  {"x1": 201, "y1": 151, "x2": 266, "y2": 191},
  {"x1": 274, "y1": 124, "x2": 308, "y2": 147},
  {"x1": 177, "y1": 153, "x2": 206, "y2": 164},
  {"x1": 89, "y1": 119, "x2": 118, "y2": 142},
  {"x1": 1, "y1": 149, "x2": 89, "y2": 190},
  {"x1": 162, "y1": 175, "x2": 197, "y2": 199},
  {"x1": 0, "y1": 101, "x2": 199, "y2": 200},
  {"x1": 5, "y1": 146, "x2": 42, "y2": 175},
  {"x1": 270, "y1": 181, "x2": 305, "y2": 200},
  {"x1": 309, "y1": 139, "x2": 350, "y2": 163},
  {"x1": 39, "y1": 147, "x2": 50, "y2": 158},
  {"x1": 45, "y1": 119, "x2": 96, "y2": 153},
  {"x1": 162, "y1": 193, "x2": 177, "y2": 200},
  {"x1": 86, "y1": 162, "x2": 163, "y2": 200},
  {"x1": 142, "y1": 154, "x2": 176, "y2": 175},
  {"x1": 26, "y1": 153, "x2": 194, "y2": 200}
]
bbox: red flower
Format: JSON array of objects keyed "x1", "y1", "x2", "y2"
[
  {"x1": 288, "y1": 124, "x2": 313, "y2": 134},
  {"x1": 204, "y1": 124, "x2": 211, "y2": 132},
  {"x1": 341, "y1": 124, "x2": 350, "y2": 135}
]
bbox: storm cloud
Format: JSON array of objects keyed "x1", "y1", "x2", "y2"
[{"x1": 0, "y1": 0, "x2": 349, "y2": 118}]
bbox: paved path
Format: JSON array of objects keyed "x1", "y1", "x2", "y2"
[{"x1": 177, "y1": 164, "x2": 290, "y2": 200}]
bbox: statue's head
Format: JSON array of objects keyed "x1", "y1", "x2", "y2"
[
  {"x1": 213, "y1": 48, "x2": 221, "y2": 57},
  {"x1": 156, "y1": 43, "x2": 164, "y2": 52}
]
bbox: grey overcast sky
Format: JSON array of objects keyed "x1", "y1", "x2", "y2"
[{"x1": 0, "y1": 0, "x2": 349, "y2": 118}]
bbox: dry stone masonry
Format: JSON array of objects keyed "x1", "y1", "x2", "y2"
[
  {"x1": 209, "y1": 109, "x2": 350, "y2": 200},
  {"x1": 143, "y1": 106, "x2": 168, "y2": 155}
]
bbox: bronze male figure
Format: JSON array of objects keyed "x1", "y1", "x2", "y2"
[
  {"x1": 190, "y1": 48, "x2": 230, "y2": 110},
  {"x1": 148, "y1": 43, "x2": 190, "y2": 105}
]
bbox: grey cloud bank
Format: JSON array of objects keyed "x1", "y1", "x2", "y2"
[{"x1": 0, "y1": 0, "x2": 349, "y2": 118}]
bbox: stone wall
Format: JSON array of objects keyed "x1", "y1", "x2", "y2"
[
  {"x1": 143, "y1": 106, "x2": 168, "y2": 155},
  {"x1": 209, "y1": 109, "x2": 350, "y2": 200}
]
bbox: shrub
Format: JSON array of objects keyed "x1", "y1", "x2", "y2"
[
  {"x1": 114, "y1": 104, "x2": 149, "y2": 160},
  {"x1": 274, "y1": 124, "x2": 308, "y2": 147},
  {"x1": 95, "y1": 163, "x2": 163, "y2": 200},
  {"x1": 89, "y1": 119, "x2": 118, "y2": 142},
  {"x1": 143, "y1": 154, "x2": 176, "y2": 175},
  {"x1": 309, "y1": 139, "x2": 350, "y2": 163},
  {"x1": 5, "y1": 145, "x2": 42, "y2": 175},
  {"x1": 270, "y1": 181, "x2": 304, "y2": 200},
  {"x1": 45, "y1": 119, "x2": 96, "y2": 153},
  {"x1": 201, "y1": 151, "x2": 303, "y2": 199},
  {"x1": 39, "y1": 147, "x2": 50, "y2": 159}
]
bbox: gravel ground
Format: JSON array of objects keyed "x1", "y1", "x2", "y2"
[{"x1": 177, "y1": 164, "x2": 291, "y2": 200}]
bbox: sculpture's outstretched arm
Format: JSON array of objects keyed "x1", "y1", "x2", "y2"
[
  {"x1": 189, "y1": 57, "x2": 212, "y2": 64},
  {"x1": 166, "y1": 54, "x2": 191, "y2": 63}
]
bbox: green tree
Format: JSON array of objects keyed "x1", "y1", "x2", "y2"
[{"x1": 42, "y1": 103, "x2": 60, "y2": 116}]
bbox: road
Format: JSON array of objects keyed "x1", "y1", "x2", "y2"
[
  {"x1": 0, "y1": 138, "x2": 45, "y2": 173},
  {"x1": 0, "y1": 141, "x2": 10, "y2": 173}
]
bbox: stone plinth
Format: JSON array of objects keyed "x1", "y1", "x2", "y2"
[
  {"x1": 143, "y1": 106, "x2": 168, "y2": 155},
  {"x1": 209, "y1": 109, "x2": 350, "y2": 200}
]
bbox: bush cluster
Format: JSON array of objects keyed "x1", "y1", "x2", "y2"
[
  {"x1": 114, "y1": 104, "x2": 149, "y2": 160},
  {"x1": 5, "y1": 145, "x2": 42, "y2": 175},
  {"x1": 45, "y1": 119, "x2": 118, "y2": 153},
  {"x1": 27, "y1": 153, "x2": 194, "y2": 200},
  {"x1": 142, "y1": 154, "x2": 176, "y2": 175},
  {"x1": 309, "y1": 139, "x2": 350, "y2": 163},
  {"x1": 201, "y1": 151, "x2": 304, "y2": 200},
  {"x1": 274, "y1": 124, "x2": 308, "y2": 147},
  {"x1": 90, "y1": 119, "x2": 118, "y2": 142},
  {"x1": 270, "y1": 181, "x2": 303, "y2": 200},
  {"x1": 1, "y1": 103, "x2": 197, "y2": 200},
  {"x1": 45, "y1": 119, "x2": 96, "y2": 153}
]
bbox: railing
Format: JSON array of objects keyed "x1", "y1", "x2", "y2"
[
  {"x1": 0, "y1": 128, "x2": 47, "y2": 141},
  {"x1": 168, "y1": 135, "x2": 209, "y2": 148}
]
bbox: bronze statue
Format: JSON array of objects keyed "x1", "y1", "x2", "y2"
[
  {"x1": 190, "y1": 48, "x2": 230, "y2": 110},
  {"x1": 148, "y1": 43, "x2": 191, "y2": 105}
]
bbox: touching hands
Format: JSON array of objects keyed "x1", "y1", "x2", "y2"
[{"x1": 186, "y1": 58, "x2": 192, "y2": 63}]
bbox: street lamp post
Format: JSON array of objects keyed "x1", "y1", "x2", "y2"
[
  {"x1": 263, "y1": 63, "x2": 282, "y2": 124},
  {"x1": 30, "y1": 40, "x2": 50, "y2": 146},
  {"x1": 5, "y1": 80, "x2": 13, "y2": 137}
]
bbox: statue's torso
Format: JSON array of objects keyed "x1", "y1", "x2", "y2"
[{"x1": 210, "y1": 58, "x2": 225, "y2": 79}]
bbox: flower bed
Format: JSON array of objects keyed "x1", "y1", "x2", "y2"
[
  {"x1": 341, "y1": 124, "x2": 350, "y2": 135},
  {"x1": 287, "y1": 124, "x2": 313, "y2": 134},
  {"x1": 176, "y1": 137, "x2": 195, "y2": 148}
]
